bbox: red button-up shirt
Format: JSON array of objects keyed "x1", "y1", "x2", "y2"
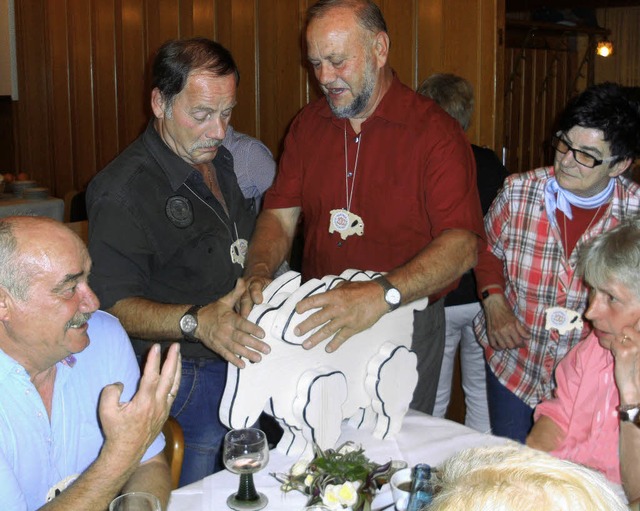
[{"x1": 264, "y1": 75, "x2": 484, "y2": 298}]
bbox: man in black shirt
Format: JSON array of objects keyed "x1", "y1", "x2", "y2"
[{"x1": 87, "y1": 38, "x2": 269, "y2": 486}]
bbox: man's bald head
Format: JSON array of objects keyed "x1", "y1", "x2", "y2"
[{"x1": 0, "y1": 217, "x2": 83, "y2": 301}]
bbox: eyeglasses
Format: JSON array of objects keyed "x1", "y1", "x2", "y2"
[{"x1": 551, "y1": 135, "x2": 616, "y2": 169}]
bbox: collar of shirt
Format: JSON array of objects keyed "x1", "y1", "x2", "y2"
[
  {"x1": 141, "y1": 120, "x2": 232, "y2": 193},
  {"x1": 318, "y1": 71, "x2": 436, "y2": 130}
]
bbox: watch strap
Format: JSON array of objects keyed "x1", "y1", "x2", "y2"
[
  {"x1": 180, "y1": 304, "x2": 204, "y2": 343},
  {"x1": 618, "y1": 403, "x2": 640, "y2": 427},
  {"x1": 481, "y1": 287, "x2": 502, "y2": 300},
  {"x1": 373, "y1": 275, "x2": 401, "y2": 311}
]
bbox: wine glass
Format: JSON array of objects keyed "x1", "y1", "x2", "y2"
[
  {"x1": 109, "y1": 492, "x2": 161, "y2": 511},
  {"x1": 223, "y1": 428, "x2": 270, "y2": 510}
]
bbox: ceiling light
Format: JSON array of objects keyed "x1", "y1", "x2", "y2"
[{"x1": 596, "y1": 40, "x2": 614, "y2": 57}]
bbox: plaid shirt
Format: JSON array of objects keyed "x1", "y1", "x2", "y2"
[{"x1": 474, "y1": 166, "x2": 640, "y2": 407}]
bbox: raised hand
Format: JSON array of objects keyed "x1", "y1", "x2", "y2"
[{"x1": 99, "y1": 342, "x2": 181, "y2": 463}]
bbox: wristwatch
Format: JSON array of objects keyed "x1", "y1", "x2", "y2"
[
  {"x1": 618, "y1": 404, "x2": 640, "y2": 427},
  {"x1": 481, "y1": 287, "x2": 502, "y2": 300},
  {"x1": 179, "y1": 304, "x2": 204, "y2": 343},
  {"x1": 373, "y1": 275, "x2": 401, "y2": 311}
]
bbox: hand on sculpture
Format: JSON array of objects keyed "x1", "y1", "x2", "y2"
[
  {"x1": 483, "y1": 294, "x2": 530, "y2": 350},
  {"x1": 199, "y1": 279, "x2": 269, "y2": 368},
  {"x1": 294, "y1": 280, "x2": 389, "y2": 353},
  {"x1": 99, "y1": 343, "x2": 181, "y2": 462},
  {"x1": 238, "y1": 275, "x2": 273, "y2": 318},
  {"x1": 612, "y1": 326, "x2": 640, "y2": 405}
]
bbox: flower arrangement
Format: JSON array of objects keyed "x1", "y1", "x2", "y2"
[{"x1": 273, "y1": 442, "x2": 395, "y2": 511}]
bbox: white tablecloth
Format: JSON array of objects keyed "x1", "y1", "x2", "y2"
[
  {"x1": 168, "y1": 411, "x2": 506, "y2": 511},
  {"x1": 0, "y1": 195, "x2": 64, "y2": 221}
]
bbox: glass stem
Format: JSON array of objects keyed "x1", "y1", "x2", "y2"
[{"x1": 236, "y1": 473, "x2": 259, "y2": 501}]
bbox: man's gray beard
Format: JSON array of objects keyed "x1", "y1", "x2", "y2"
[{"x1": 328, "y1": 69, "x2": 375, "y2": 119}]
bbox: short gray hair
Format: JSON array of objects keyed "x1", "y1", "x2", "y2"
[
  {"x1": 0, "y1": 220, "x2": 30, "y2": 300},
  {"x1": 307, "y1": 0, "x2": 388, "y2": 36},
  {"x1": 417, "y1": 73, "x2": 474, "y2": 131},
  {"x1": 578, "y1": 215, "x2": 640, "y2": 300}
]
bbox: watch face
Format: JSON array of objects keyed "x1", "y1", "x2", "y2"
[
  {"x1": 180, "y1": 314, "x2": 198, "y2": 334},
  {"x1": 386, "y1": 288, "x2": 401, "y2": 305}
]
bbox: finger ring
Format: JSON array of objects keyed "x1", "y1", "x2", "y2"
[
  {"x1": 621, "y1": 335, "x2": 630, "y2": 344},
  {"x1": 167, "y1": 392, "x2": 176, "y2": 399}
]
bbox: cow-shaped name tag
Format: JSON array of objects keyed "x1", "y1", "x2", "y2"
[
  {"x1": 545, "y1": 306, "x2": 583, "y2": 335},
  {"x1": 329, "y1": 209, "x2": 364, "y2": 240}
]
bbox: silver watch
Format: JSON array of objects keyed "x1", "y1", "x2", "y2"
[
  {"x1": 179, "y1": 304, "x2": 203, "y2": 343},
  {"x1": 373, "y1": 275, "x2": 401, "y2": 311},
  {"x1": 618, "y1": 404, "x2": 640, "y2": 428}
]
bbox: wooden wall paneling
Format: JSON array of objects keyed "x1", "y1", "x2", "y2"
[
  {"x1": 519, "y1": 50, "x2": 533, "y2": 172},
  {"x1": 93, "y1": 0, "x2": 120, "y2": 180},
  {"x1": 118, "y1": 0, "x2": 148, "y2": 149},
  {"x1": 67, "y1": 0, "x2": 97, "y2": 192},
  {"x1": 146, "y1": 0, "x2": 180, "y2": 57},
  {"x1": 46, "y1": 0, "x2": 74, "y2": 195},
  {"x1": 14, "y1": 0, "x2": 51, "y2": 182},
  {"x1": 178, "y1": 0, "x2": 194, "y2": 38},
  {"x1": 416, "y1": 0, "x2": 502, "y2": 151},
  {"x1": 417, "y1": 0, "x2": 444, "y2": 82},
  {"x1": 192, "y1": 0, "x2": 217, "y2": 38},
  {"x1": 542, "y1": 51, "x2": 557, "y2": 165},
  {"x1": 492, "y1": 0, "x2": 505, "y2": 155},
  {"x1": 228, "y1": 0, "x2": 257, "y2": 137},
  {"x1": 508, "y1": 47, "x2": 522, "y2": 172},
  {"x1": 257, "y1": 0, "x2": 306, "y2": 158},
  {"x1": 380, "y1": 0, "x2": 417, "y2": 88},
  {"x1": 13, "y1": 0, "x2": 505, "y2": 199},
  {"x1": 503, "y1": 49, "x2": 516, "y2": 171},
  {"x1": 531, "y1": 50, "x2": 547, "y2": 169},
  {"x1": 477, "y1": 0, "x2": 504, "y2": 151}
]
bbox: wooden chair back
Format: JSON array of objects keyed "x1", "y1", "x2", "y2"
[{"x1": 162, "y1": 416, "x2": 184, "y2": 489}]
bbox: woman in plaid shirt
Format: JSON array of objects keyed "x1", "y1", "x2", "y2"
[{"x1": 473, "y1": 83, "x2": 640, "y2": 442}]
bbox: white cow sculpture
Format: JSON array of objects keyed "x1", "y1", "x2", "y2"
[{"x1": 220, "y1": 269, "x2": 429, "y2": 458}]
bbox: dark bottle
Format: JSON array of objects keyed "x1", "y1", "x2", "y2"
[{"x1": 406, "y1": 463, "x2": 433, "y2": 511}]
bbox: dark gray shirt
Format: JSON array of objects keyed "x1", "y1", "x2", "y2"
[{"x1": 87, "y1": 121, "x2": 255, "y2": 358}]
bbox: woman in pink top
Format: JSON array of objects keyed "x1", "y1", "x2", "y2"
[{"x1": 527, "y1": 216, "x2": 640, "y2": 504}]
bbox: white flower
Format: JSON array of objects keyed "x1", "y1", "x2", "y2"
[
  {"x1": 291, "y1": 457, "x2": 311, "y2": 477},
  {"x1": 304, "y1": 474, "x2": 314, "y2": 487},
  {"x1": 322, "y1": 481, "x2": 360, "y2": 509},
  {"x1": 336, "y1": 481, "x2": 360, "y2": 507},
  {"x1": 322, "y1": 484, "x2": 343, "y2": 510}
]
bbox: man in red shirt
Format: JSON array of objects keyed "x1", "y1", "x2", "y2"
[{"x1": 240, "y1": 0, "x2": 484, "y2": 413}]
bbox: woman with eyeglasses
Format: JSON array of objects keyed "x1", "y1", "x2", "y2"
[{"x1": 472, "y1": 82, "x2": 640, "y2": 443}]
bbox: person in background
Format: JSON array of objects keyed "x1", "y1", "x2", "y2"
[
  {"x1": 0, "y1": 216, "x2": 181, "y2": 511},
  {"x1": 240, "y1": 0, "x2": 484, "y2": 415},
  {"x1": 223, "y1": 125, "x2": 276, "y2": 213},
  {"x1": 418, "y1": 73, "x2": 507, "y2": 433},
  {"x1": 86, "y1": 38, "x2": 269, "y2": 486},
  {"x1": 527, "y1": 217, "x2": 640, "y2": 503},
  {"x1": 473, "y1": 82, "x2": 640, "y2": 442},
  {"x1": 430, "y1": 444, "x2": 627, "y2": 511}
]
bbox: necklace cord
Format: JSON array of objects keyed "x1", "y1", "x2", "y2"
[{"x1": 343, "y1": 122, "x2": 362, "y2": 212}]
